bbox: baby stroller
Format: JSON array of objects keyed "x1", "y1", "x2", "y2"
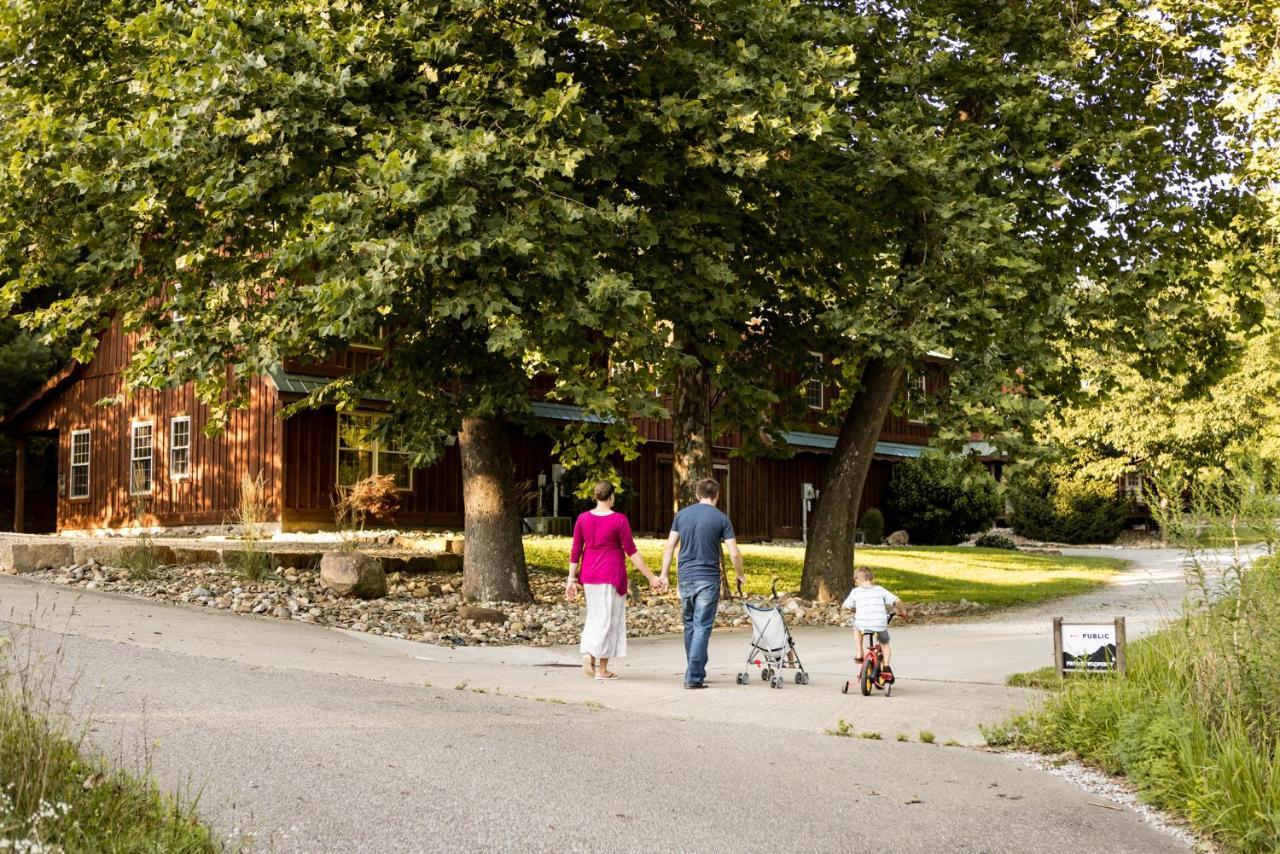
[{"x1": 736, "y1": 579, "x2": 810, "y2": 689}]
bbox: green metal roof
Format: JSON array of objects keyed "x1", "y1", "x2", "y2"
[
  {"x1": 530, "y1": 401, "x2": 615, "y2": 424},
  {"x1": 266, "y1": 367, "x2": 389, "y2": 402},
  {"x1": 782, "y1": 430, "x2": 926, "y2": 459}
]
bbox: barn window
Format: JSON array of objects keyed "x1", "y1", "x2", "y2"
[
  {"x1": 130, "y1": 421, "x2": 153, "y2": 495},
  {"x1": 69, "y1": 430, "x2": 90, "y2": 499},
  {"x1": 1123, "y1": 470, "x2": 1145, "y2": 506},
  {"x1": 906, "y1": 374, "x2": 928, "y2": 424},
  {"x1": 337, "y1": 413, "x2": 414, "y2": 492},
  {"x1": 805, "y1": 353, "x2": 824, "y2": 410},
  {"x1": 170, "y1": 416, "x2": 191, "y2": 479}
]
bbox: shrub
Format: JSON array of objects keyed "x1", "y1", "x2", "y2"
[
  {"x1": 859, "y1": 507, "x2": 885, "y2": 545},
  {"x1": 884, "y1": 453, "x2": 1001, "y2": 545},
  {"x1": 339, "y1": 473, "x2": 400, "y2": 529},
  {"x1": 974, "y1": 531, "x2": 1018, "y2": 550},
  {"x1": 1008, "y1": 466, "x2": 1129, "y2": 544}
]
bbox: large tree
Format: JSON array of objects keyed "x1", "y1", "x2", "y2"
[
  {"x1": 0, "y1": 0, "x2": 869, "y2": 598},
  {"x1": 794, "y1": 0, "x2": 1259, "y2": 599},
  {"x1": 563, "y1": 3, "x2": 861, "y2": 508},
  {"x1": 0, "y1": 0, "x2": 675, "y2": 601}
]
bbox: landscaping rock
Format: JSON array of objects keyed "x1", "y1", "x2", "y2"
[
  {"x1": 1, "y1": 542, "x2": 74, "y2": 574},
  {"x1": 73, "y1": 542, "x2": 176, "y2": 567},
  {"x1": 270, "y1": 551, "x2": 321, "y2": 570},
  {"x1": 458, "y1": 605, "x2": 507, "y2": 624},
  {"x1": 172, "y1": 547, "x2": 224, "y2": 565},
  {"x1": 435, "y1": 553, "x2": 463, "y2": 572},
  {"x1": 319, "y1": 551, "x2": 387, "y2": 599},
  {"x1": 887, "y1": 529, "x2": 910, "y2": 546},
  {"x1": 404, "y1": 555, "x2": 439, "y2": 573}
]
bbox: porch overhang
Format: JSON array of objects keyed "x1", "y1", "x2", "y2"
[
  {"x1": 266, "y1": 367, "x2": 390, "y2": 404},
  {"x1": 781, "y1": 430, "x2": 926, "y2": 459}
]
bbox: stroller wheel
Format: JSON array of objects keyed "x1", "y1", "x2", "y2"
[
  {"x1": 798, "y1": 672, "x2": 810, "y2": 685},
  {"x1": 771, "y1": 676, "x2": 783, "y2": 689},
  {"x1": 761, "y1": 668, "x2": 772, "y2": 682},
  {"x1": 736, "y1": 673, "x2": 747, "y2": 685}
]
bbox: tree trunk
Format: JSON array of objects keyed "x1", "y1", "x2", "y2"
[
  {"x1": 459, "y1": 417, "x2": 532, "y2": 603},
  {"x1": 672, "y1": 358, "x2": 713, "y2": 510},
  {"x1": 800, "y1": 358, "x2": 906, "y2": 602}
]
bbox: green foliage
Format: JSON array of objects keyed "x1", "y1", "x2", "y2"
[
  {"x1": 859, "y1": 508, "x2": 885, "y2": 546},
  {"x1": 884, "y1": 454, "x2": 1001, "y2": 546},
  {"x1": 973, "y1": 532, "x2": 1017, "y2": 551},
  {"x1": 524, "y1": 539, "x2": 1121, "y2": 608},
  {"x1": 0, "y1": 0, "x2": 859, "y2": 479},
  {"x1": 1007, "y1": 466, "x2": 1130, "y2": 545},
  {"x1": 918, "y1": 730, "x2": 936, "y2": 745},
  {"x1": 0, "y1": 318, "x2": 62, "y2": 414},
  {"x1": 994, "y1": 473, "x2": 1280, "y2": 852}
]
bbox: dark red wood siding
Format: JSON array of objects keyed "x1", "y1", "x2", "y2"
[
  {"x1": 281, "y1": 410, "x2": 554, "y2": 531},
  {"x1": 15, "y1": 323, "x2": 284, "y2": 531}
]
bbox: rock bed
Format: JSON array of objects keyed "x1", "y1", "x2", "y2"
[{"x1": 27, "y1": 560, "x2": 987, "y2": 647}]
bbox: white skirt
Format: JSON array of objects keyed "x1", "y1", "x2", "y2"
[{"x1": 580, "y1": 584, "x2": 627, "y2": 659}]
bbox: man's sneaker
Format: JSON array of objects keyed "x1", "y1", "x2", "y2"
[{"x1": 684, "y1": 682, "x2": 708, "y2": 690}]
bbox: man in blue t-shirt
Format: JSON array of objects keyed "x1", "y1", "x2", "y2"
[{"x1": 660, "y1": 477, "x2": 744, "y2": 688}]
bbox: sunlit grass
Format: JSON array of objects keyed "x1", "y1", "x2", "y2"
[{"x1": 523, "y1": 538, "x2": 1123, "y2": 608}]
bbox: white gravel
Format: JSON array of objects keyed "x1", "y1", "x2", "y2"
[{"x1": 1002, "y1": 750, "x2": 1205, "y2": 850}]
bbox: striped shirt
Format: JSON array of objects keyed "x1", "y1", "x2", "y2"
[{"x1": 841, "y1": 584, "x2": 899, "y2": 632}]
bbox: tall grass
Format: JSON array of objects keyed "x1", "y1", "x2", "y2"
[
  {"x1": 0, "y1": 631, "x2": 218, "y2": 852},
  {"x1": 990, "y1": 460, "x2": 1280, "y2": 852},
  {"x1": 226, "y1": 471, "x2": 270, "y2": 582},
  {"x1": 121, "y1": 495, "x2": 162, "y2": 581}
]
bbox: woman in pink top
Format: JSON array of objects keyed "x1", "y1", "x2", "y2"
[{"x1": 566, "y1": 480, "x2": 664, "y2": 680}]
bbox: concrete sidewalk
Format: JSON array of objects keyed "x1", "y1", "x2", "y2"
[
  {"x1": 0, "y1": 551, "x2": 1199, "y2": 853},
  {"x1": 1, "y1": 546, "x2": 1195, "y2": 745}
]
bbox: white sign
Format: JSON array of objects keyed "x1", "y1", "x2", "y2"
[{"x1": 1061, "y1": 622, "x2": 1118, "y2": 672}]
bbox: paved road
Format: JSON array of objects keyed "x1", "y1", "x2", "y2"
[{"x1": 0, "y1": 547, "x2": 1200, "y2": 852}]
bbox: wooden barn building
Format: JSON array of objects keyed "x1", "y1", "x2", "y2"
[{"x1": 1, "y1": 322, "x2": 942, "y2": 540}]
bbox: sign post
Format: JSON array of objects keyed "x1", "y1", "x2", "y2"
[{"x1": 1055, "y1": 617, "x2": 1126, "y2": 675}]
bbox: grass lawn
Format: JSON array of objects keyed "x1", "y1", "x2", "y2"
[{"x1": 524, "y1": 538, "x2": 1125, "y2": 609}]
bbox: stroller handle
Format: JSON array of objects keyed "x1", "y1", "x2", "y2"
[{"x1": 770, "y1": 577, "x2": 779, "y2": 601}]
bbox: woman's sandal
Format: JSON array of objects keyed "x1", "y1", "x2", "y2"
[
  {"x1": 582, "y1": 654, "x2": 596, "y2": 678},
  {"x1": 594, "y1": 670, "x2": 619, "y2": 680}
]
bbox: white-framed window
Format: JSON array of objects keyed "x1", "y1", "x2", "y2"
[
  {"x1": 170, "y1": 416, "x2": 191, "y2": 480},
  {"x1": 906, "y1": 374, "x2": 928, "y2": 424},
  {"x1": 349, "y1": 325, "x2": 387, "y2": 352},
  {"x1": 1123, "y1": 470, "x2": 1145, "y2": 506},
  {"x1": 805, "y1": 352, "x2": 824, "y2": 410},
  {"x1": 69, "y1": 429, "x2": 91, "y2": 499},
  {"x1": 129, "y1": 420, "x2": 154, "y2": 495},
  {"x1": 337, "y1": 413, "x2": 414, "y2": 491}
]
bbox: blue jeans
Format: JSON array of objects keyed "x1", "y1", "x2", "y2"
[{"x1": 680, "y1": 579, "x2": 721, "y2": 685}]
